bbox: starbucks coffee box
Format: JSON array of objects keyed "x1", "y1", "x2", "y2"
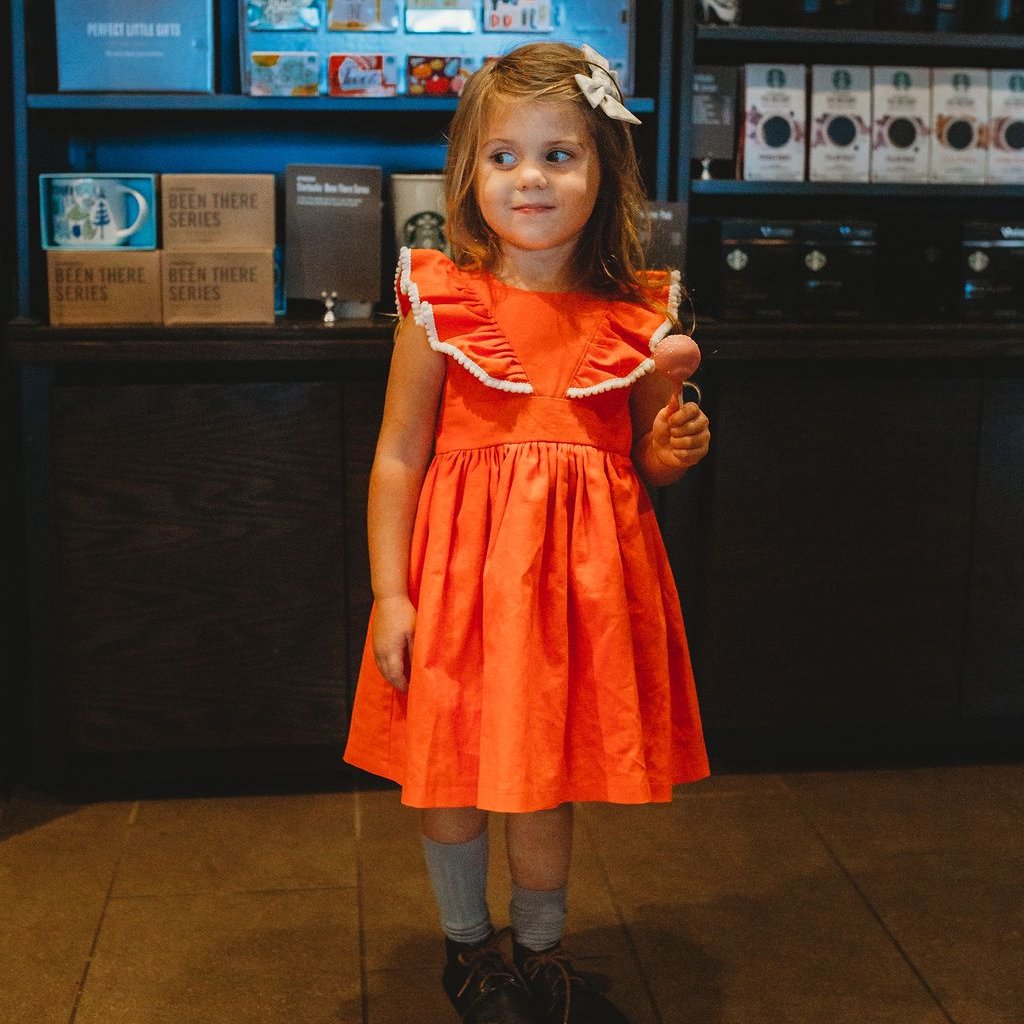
[
  {"x1": 716, "y1": 219, "x2": 801, "y2": 320},
  {"x1": 742, "y1": 65, "x2": 807, "y2": 182},
  {"x1": 809, "y1": 65, "x2": 872, "y2": 182},
  {"x1": 55, "y1": 0, "x2": 213, "y2": 93},
  {"x1": 285, "y1": 164, "x2": 382, "y2": 305},
  {"x1": 961, "y1": 223, "x2": 1024, "y2": 321},
  {"x1": 987, "y1": 70, "x2": 1024, "y2": 185},
  {"x1": 871, "y1": 67, "x2": 931, "y2": 183},
  {"x1": 162, "y1": 249, "x2": 275, "y2": 324},
  {"x1": 162, "y1": 174, "x2": 276, "y2": 249},
  {"x1": 796, "y1": 220, "x2": 877, "y2": 320},
  {"x1": 930, "y1": 69, "x2": 989, "y2": 184},
  {"x1": 47, "y1": 250, "x2": 162, "y2": 325}
]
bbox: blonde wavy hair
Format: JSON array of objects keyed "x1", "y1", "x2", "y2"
[{"x1": 444, "y1": 42, "x2": 666, "y2": 308}]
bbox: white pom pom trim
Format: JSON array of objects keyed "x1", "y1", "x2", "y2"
[{"x1": 397, "y1": 247, "x2": 534, "y2": 395}]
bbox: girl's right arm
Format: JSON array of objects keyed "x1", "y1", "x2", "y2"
[{"x1": 367, "y1": 313, "x2": 446, "y2": 692}]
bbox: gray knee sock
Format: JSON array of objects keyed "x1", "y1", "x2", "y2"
[
  {"x1": 421, "y1": 830, "x2": 493, "y2": 946},
  {"x1": 510, "y1": 883, "x2": 567, "y2": 952}
]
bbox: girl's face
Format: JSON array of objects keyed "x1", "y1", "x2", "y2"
[{"x1": 474, "y1": 98, "x2": 600, "y2": 266}]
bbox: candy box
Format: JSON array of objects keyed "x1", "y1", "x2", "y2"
[
  {"x1": 329, "y1": 53, "x2": 398, "y2": 97},
  {"x1": 406, "y1": 56, "x2": 467, "y2": 97},
  {"x1": 249, "y1": 51, "x2": 320, "y2": 97}
]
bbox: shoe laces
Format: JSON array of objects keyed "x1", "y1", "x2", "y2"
[
  {"x1": 521, "y1": 947, "x2": 588, "y2": 1024},
  {"x1": 455, "y1": 927, "x2": 526, "y2": 1001}
]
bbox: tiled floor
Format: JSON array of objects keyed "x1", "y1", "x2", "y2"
[{"x1": 2, "y1": 764, "x2": 1022, "y2": 1024}]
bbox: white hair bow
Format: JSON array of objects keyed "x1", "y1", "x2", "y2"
[{"x1": 573, "y1": 44, "x2": 641, "y2": 125}]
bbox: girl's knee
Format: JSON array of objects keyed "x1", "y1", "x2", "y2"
[{"x1": 422, "y1": 806, "x2": 489, "y2": 843}]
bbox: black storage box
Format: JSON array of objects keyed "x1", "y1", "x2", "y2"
[
  {"x1": 961, "y1": 223, "x2": 1024, "y2": 321},
  {"x1": 877, "y1": 220, "x2": 960, "y2": 322},
  {"x1": 796, "y1": 220, "x2": 877, "y2": 321},
  {"x1": 714, "y1": 219, "x2": 800, "y2": 320}
]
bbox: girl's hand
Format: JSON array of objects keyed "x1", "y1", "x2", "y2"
[
  {"x1": 651, "y1": 393, "x2": 711, "y2": 470},
  {"x1": 372, "y1": 595, "x2": 417, "y2": 692}
]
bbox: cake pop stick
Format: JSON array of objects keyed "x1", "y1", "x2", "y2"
[{"x1": 653, "y1": 334, "x2": 702, "y2": 404}]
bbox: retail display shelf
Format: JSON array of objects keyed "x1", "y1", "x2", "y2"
[
  {"x1": 26, "y1": 92, "x2": 657, "y2": 115},
  {"x1": 696, "y1": 25, "x2": 1024, "y2": 50},
  {"x1": 3, "y1": 319, "x2": 395, "y2": 363},
  {"x1": 691, "y1": 180, "x2": 1024, "y2": 198},
  {"x1": 697, "y1": 320, "x2": 1024, "y2": 360},
  {"x1": 6, "y1": 319, "x2": 1024, "y2": 364}
]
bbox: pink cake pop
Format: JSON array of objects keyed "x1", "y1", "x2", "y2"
[{"x1": 653, "y1": 334, "x2": 701, "y2": 403}]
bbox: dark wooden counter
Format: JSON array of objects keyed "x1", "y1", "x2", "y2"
[{"x1": 6, "y1": 318, "x2": 1023, "y2": 793}]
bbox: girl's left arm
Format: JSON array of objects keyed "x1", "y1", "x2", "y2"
[{"x1": 629, "y1": 372, "x2": 711, "y2": 487}]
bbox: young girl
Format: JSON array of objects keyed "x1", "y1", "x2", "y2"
[{"x1": 344, "y1": 42, "x2": 711, "y2": 1024}]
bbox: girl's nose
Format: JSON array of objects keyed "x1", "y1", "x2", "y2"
[{"x1": 516, "y1": 162, "x2": 548, "y2": 189}]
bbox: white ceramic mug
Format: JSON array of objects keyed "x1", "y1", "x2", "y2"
[
  {"x1": 390, "y1": 173, "x2": 448, "y2": 255},
  {"x1": 49, "y1": 177, "x2": 149, "y2": 247}
]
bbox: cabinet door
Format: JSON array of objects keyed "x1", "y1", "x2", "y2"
[
  {"x1": 963, "y1": 375, "x2": 1024, "y2": 717},
  {"x1": 52, "y1": 378, "x2": 350, "y2": 753},
  {"x1": 698, "y1": 365, "x2": 979, "y2": 732}
]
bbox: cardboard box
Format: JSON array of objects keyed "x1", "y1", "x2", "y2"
[
  {"x1": 742, "y1": 64, "x2": 807, "y2": 182},
  {"x1": 871, "y1": 67, "x2": 931, "y2": 183},
  {"x1": 809, "y1": 65, "x2": 872, "y2": 182},
  {"x1": 930, "y1": 69, "x2": 989, "y2": 184},
  {"x1": 47, "y1": 250, "x2": 162, "y2": 325},
  {"x1": 162, "y1": 174, "x2": 276, "y2": 249},
  {"x1": 987, "y1": 70, "x2": 1024, "y2": 185},
  {"x1": 55, "y1": 0, "x2": 213, "y2": 93},
  {"x1": 162, "y1": 249, "x2": 275, "y2": 324}
]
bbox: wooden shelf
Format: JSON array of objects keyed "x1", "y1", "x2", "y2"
[
  {"x1": 696, "y1": 24, "x2": 1024, "y2": 50},
  {"x1": 3, "y1": 319, "x2": 395, "y2": 363},
  {"x1": 697, "y1": 320, "x2": 1024, "y2": 360},
  {"x1": 691, "y1": 180, "x2": 1024, "y2": 198},
  {"x1": 7, "y1": 318, "x2": 1024, "y2": 364},
  {"x1": 27, "y1": 92, "x2": 656, "y2": 115}
]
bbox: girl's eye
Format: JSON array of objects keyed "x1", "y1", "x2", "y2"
[
  {"x1": 546, "y1": 149, "x2": 572, "y2": 163},
  {"x1": 490, "y1": 151, "x2": 516, "y2": 166}
]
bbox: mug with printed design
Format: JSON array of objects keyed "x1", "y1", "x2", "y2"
[{"x1": 41, "y1": 174, "x2": 155, "y2": 249}]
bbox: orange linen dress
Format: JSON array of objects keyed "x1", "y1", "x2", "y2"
[{"x1": 343, "y1": 247, "x2": 709, "y2": 812}]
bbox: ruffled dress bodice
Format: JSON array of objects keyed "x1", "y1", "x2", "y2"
[{"x1": 343, "y1": 248, "x2": 708, "y2": 812}]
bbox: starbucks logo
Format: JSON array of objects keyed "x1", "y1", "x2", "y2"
[
  {"x1": 805, "y1": 250, "x2": 827, "y2": 272},
  {"x1": 403, "y1": 210, "x2": 447, "y2": 253},
  {"x1": 726, "y1": 248, "x2": 749, "y2": 272},
  {"x1": 832, "y1": 69, "x2": 853, "y2": 91},
  {"x1": 967, "y1": 250, "x2": 989, "y2": 273}
]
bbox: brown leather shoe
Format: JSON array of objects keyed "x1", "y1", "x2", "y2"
[
  {"x1": 514, "y1": 942, "x2": 633, "y2": 1024},
  {"x1": 443, "y1": 929, "x2": 541, "y2": 1023}
]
